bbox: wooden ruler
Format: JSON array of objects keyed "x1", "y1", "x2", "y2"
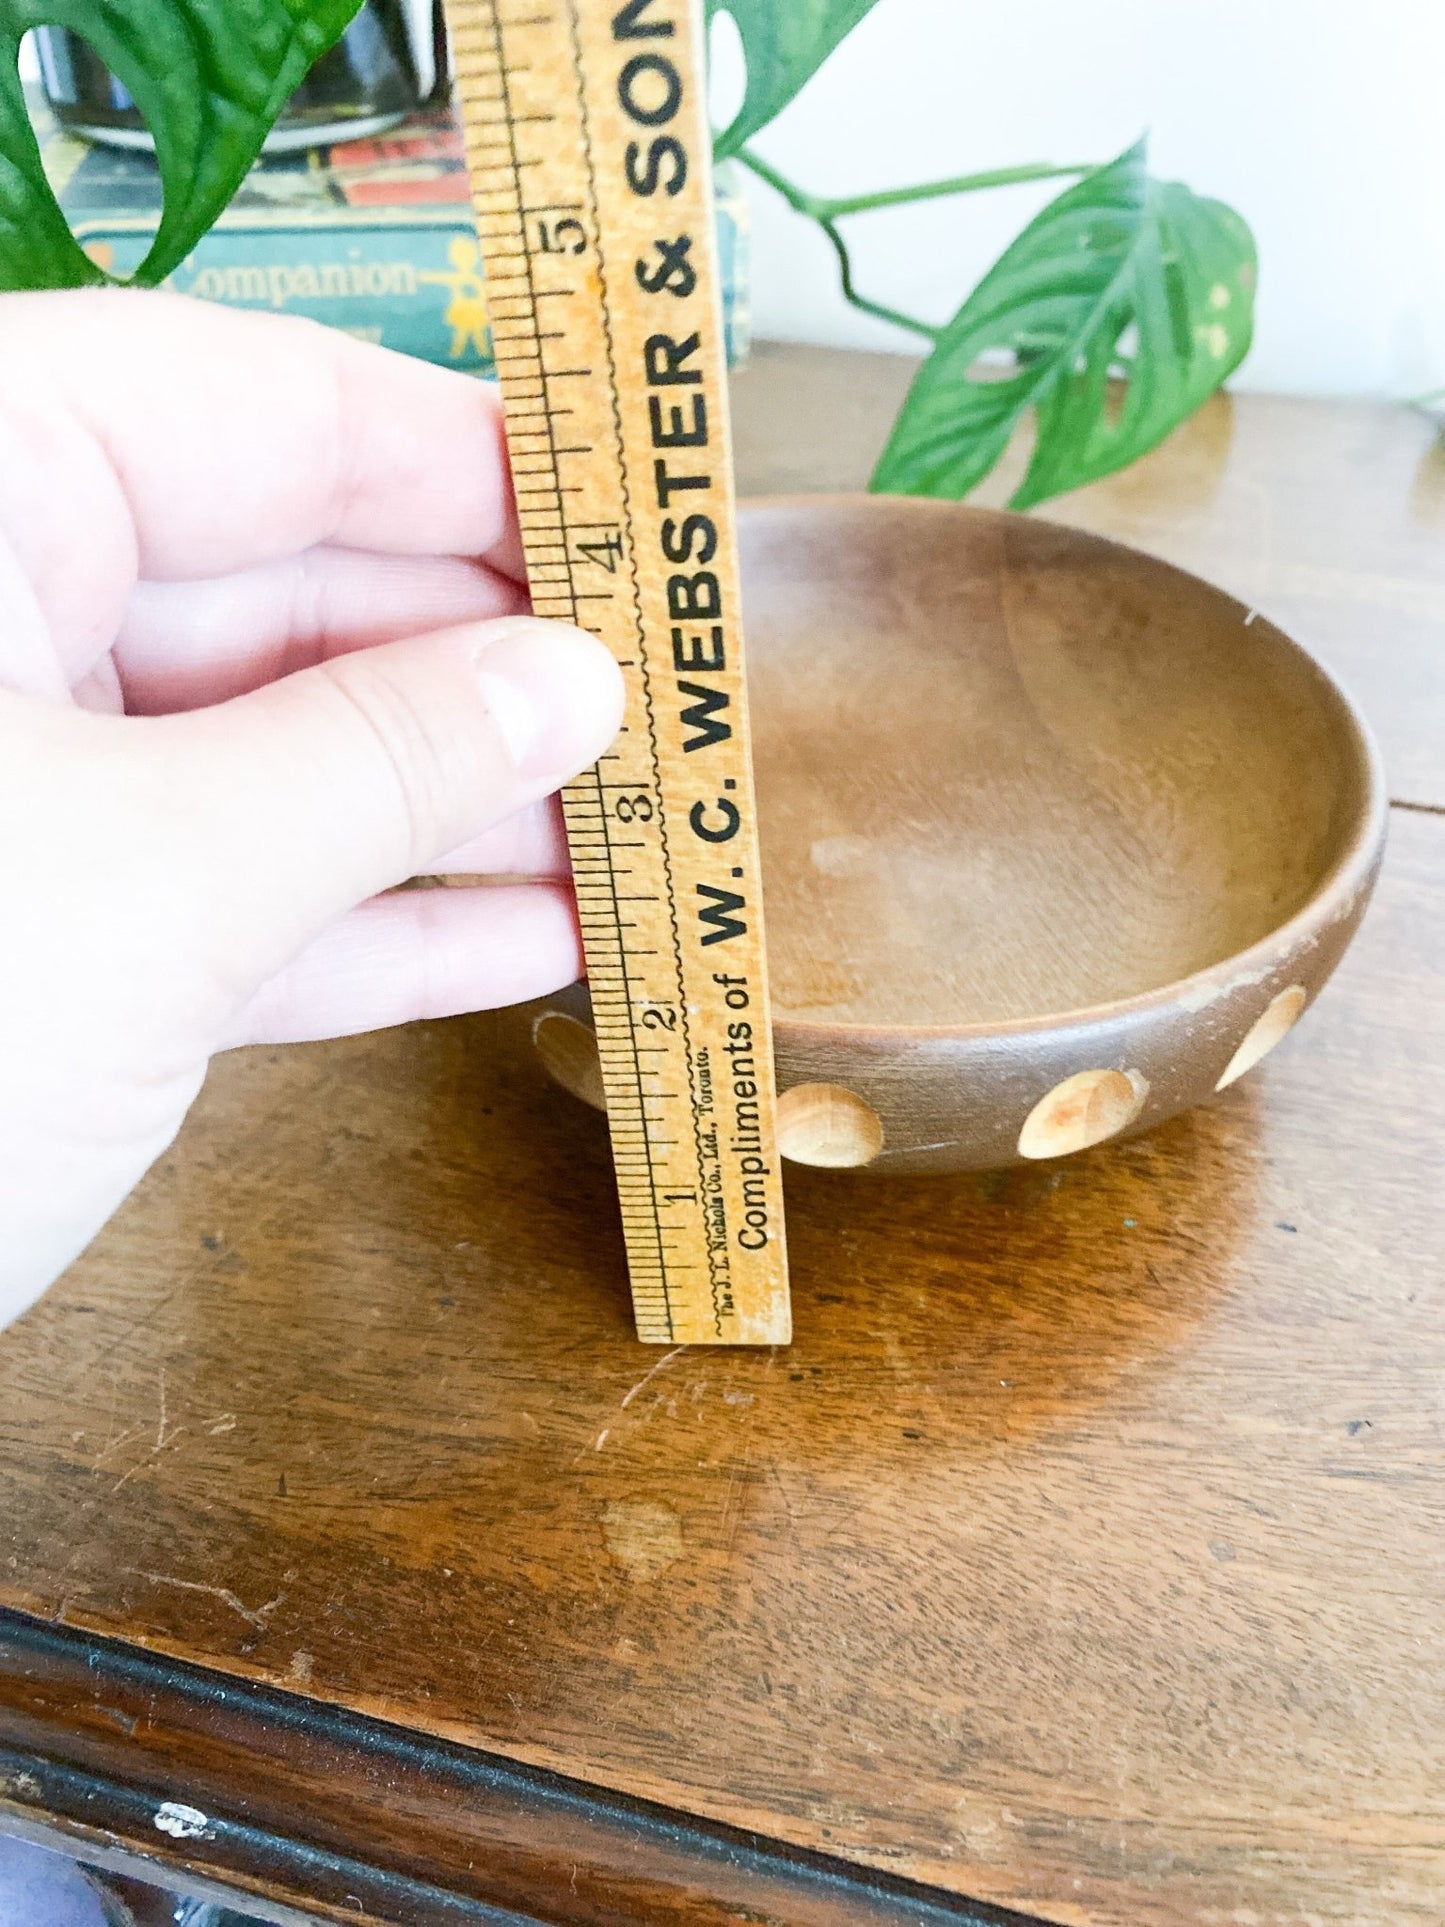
[{"x1": 446, "y1": 0, "x2": 791, "y2": 1344}]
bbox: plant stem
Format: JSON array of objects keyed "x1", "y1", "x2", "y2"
[
  {"x1": 817, "y1": 219, "x2": 940, "y2": 343},
  {"x1": 731, "y1": 145, "x2": 1091, "y2": 221},
  {"x1": 731, "y1": 144, "x2": 824, "y2": 218},
  {"x1": 730, "y1": 145, "x2": 1094, "y2": 346},
  {"x1": 732, "y1": 146, "x2": 937, "y2": 342},
  {"x1": 814, "y1": 160, "x2": 1092, "y2": 220}
]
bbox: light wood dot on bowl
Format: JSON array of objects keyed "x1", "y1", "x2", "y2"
[
  {"x1": 533, "y1": 1011, "x2": 606, "y2": 1112},
  {"x1": 1018, "y1": 1068, "x2": 1150, "y2": 1161},
  {"x1": 777, "y1": 1083, "x2": 884, "y2": 1168},
  {"x1": 1216, "y1": 984, "x2": 1308, "y2": 1090}
]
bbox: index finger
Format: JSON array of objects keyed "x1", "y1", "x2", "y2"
[{"x1": 0, "y1": 288, "x2": 523, "y2": 586}]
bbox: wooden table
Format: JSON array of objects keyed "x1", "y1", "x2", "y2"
[{"x1": 2, "y1": 344, "x2": 1442, "y2": 1927}]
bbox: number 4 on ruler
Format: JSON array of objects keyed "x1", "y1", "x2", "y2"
[
  {"x1": 577, "y1": 530, "x2": 624, "y2": 572},
  {"x1": 448, "y1": 0, "x2": 792, "y2": 1346}
]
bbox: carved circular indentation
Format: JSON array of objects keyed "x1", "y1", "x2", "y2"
[
  {"x1": 532, "y1": 1010, "x2": 606, "y2": 1112},
  {"x1": 1215, "y1": 984, "x2": 1308, "y2": 1090},
  {"x1": 1018, "y1": 1068, "x2": 1150, "y2": 1160},
  {"x1": 777, "y1": 1082, "x2": 884, "y2": 1168}
]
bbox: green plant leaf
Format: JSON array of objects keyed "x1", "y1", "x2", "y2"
[
  {"x1": 707, "y1": 0, "x2": 881, "y2": 160},
  {"x1": 0, "y1": 0, "x2": 365, "y2": 291},
  {"x1": 870, "y1": 138, "x2": 1256, "y2": 508}
]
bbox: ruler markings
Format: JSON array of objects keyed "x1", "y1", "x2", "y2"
[
  {"x1": 475, "y1": 0, "x2": 689, "y2": 1341},
  {"x1": 448, "y1": 0, "x2": 789, "y2": 1344},
  {"x1": 558, "y1": 5, "x2": 694, "y2": 1339}
]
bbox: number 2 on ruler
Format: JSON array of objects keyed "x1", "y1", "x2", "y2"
[{"x1": 447, "y1": 0, "x2": 792, "y2": 1345}]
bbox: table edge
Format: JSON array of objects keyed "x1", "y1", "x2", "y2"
[{"x1": 0, "y1": 1607, "x2": 1047, "y2": 1927}]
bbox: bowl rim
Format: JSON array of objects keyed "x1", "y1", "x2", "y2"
[{"x1": 739, "y1": 493, "x2": 1390, "y2": 1047}]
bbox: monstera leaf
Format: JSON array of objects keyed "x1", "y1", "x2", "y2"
[
  {"x1": 0, "y1": 0, "x2": 364, "y2": 290},
  {"x1": 872, "y1": 139, "x2": 1256, "y2": 507},
  {"x1": 707, "y1": 0, "x2": 880, "y2": 160}
]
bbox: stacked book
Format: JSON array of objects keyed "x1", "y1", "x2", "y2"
[{"x1": 33, "y1": 91, "x2": 750, "y2": 374}]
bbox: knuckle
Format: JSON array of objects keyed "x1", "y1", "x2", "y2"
[{"x1": 317, "y1": 654, "x2": 462, "y2": 867}]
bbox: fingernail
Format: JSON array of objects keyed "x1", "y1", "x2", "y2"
[
  {"x1": 473, "y1": 619, "x2": 624, "y2": 783},
  {"x1": 474, "y1": 661, "x2": 540, "y2": 769}
]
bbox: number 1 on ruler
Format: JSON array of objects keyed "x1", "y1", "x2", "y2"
[{"x1": 447, "y1": 0, "x2": 792, "y2": 1344}]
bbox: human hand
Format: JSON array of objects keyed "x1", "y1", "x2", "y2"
[{"x1": 0, "y1": 290, "x2": 623, "y2": 1326}]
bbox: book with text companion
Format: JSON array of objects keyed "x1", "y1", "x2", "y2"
[{"x1": 34, "y1": 92, "x2": 750, "y2": 374}]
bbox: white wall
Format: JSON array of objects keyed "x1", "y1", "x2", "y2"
[
  {"x1": 717, "y1": 0, "x2": 1444, "y2": 398},
  {"x1": 23, "y1": 6, "x2": 1439, "y2": 396}
]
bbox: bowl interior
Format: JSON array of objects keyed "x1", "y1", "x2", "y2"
[{"x1": 742, "y1": 499, "x2": 1370, "y2": 1030}]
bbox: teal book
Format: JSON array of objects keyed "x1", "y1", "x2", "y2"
[{"x1": 33, "y1": 92, "x2": 751, "y2": 373}]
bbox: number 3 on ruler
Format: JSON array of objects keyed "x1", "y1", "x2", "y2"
[{"x1": 448, "y1": 0, "x2": 792, "y2": 1345}]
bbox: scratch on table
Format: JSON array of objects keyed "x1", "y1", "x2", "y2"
[
  {"x1": 154, "y1": 1369, "x2": 184, "y2": 1451},
  {"x1": 721, "y1": 1437, "x2": 755, "y2": 1559},
  {"x1": 126, "y1": 1570, "x2": 287, "y2": 1632},
  {"x1": 573, "y1": 1422, "x2": 613, "y2": 1463},
  {"x1": 619, "y1": 1345, "x2": 687, "y2": 1410},
  {"x1": 766, "y1": 1458, "x2": 801, "y2": 1546},
  {"x1": 89, "y1": 1423, "x2": 142, "y2": 1472},
  {"x1": 112, "y1": 1431, "x2": 187, "y2": 1495}
]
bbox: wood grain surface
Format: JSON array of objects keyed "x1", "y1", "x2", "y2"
[
  {"x1": 745, "y1": 500, "x2": 1377, "y2": 1029},
  {"x1": 0, "y1": 352, "x2": 1442, "y2": 1927}
]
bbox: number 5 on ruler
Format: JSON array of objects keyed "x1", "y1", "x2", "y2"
[{"x1": 446, "y1": 0, "x2": 792, "y2": 1345}]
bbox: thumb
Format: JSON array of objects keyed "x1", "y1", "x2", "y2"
[{"x1": 157, "y1": 615, "x2": 623, "y2": 994}]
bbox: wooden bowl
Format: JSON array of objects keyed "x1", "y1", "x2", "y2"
[{"x1": 532, "y1": 497, "x2": 1386, "y2": 1173}]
